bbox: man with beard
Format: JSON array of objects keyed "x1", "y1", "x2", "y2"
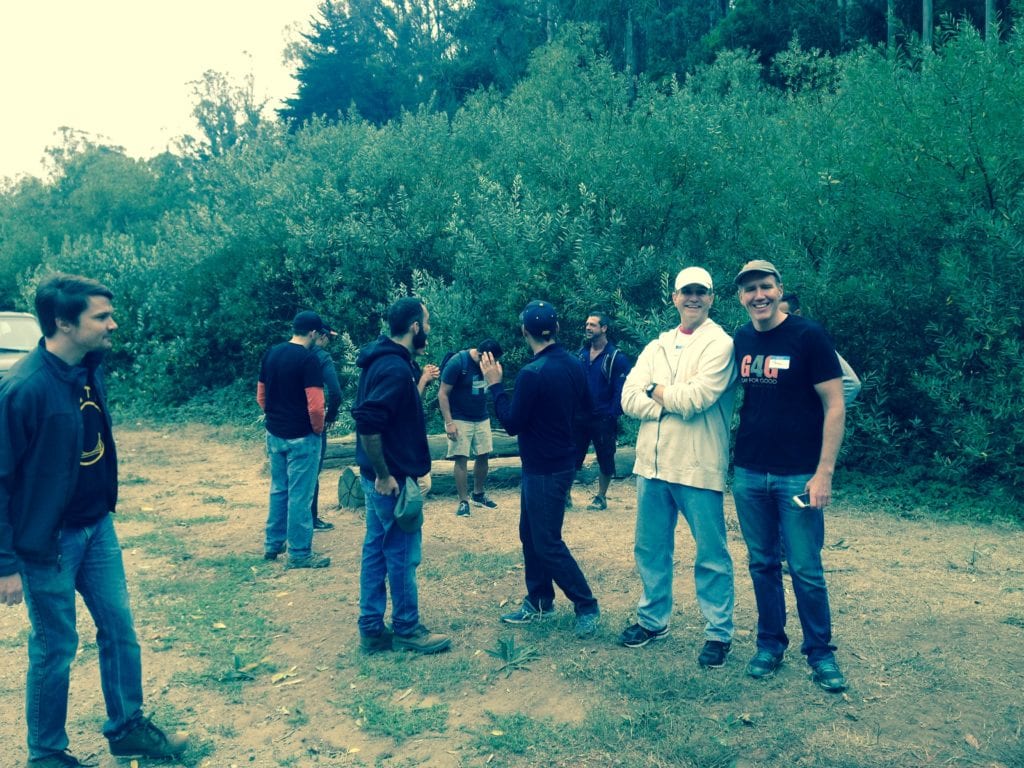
[
  {"x1": 352, "y1": 297, "x2": 451, "y2": 655},
  {"x1": 572, "y1": 311, "x2": 631, "y2": 510}
]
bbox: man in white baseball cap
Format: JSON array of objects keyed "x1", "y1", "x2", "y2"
[{"x1": 618, "y1": 266, "x2": 737, "y2": 669}]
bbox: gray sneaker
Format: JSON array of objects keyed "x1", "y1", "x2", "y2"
[
  {"x1": 574, "y1": 610, "x2": 601, "y2": 638},
  {"x1": 587, "y1": 495, "x2": 607, "y2": 511},
  {"x1": 500, "y1": 598, "x2": 553, "y2": 624},
  {"x1": 393, "y1": 624, "x2": 451, "y2": 654},
  {"x1": 456, "y1": 500, "x2": 471, "y2": 516},
  {"x1": 285, "y1": 553, "x2": 331, "y2": 569}
]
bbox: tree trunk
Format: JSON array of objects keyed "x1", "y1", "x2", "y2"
[
  {"x1": 922, "y1": 0, "x2": 933, "y2": 48},
  {"x1": 887, "y1": 0, "x2": 896, "y2": 51},
  {"x1": 838, "y1": 0, "x2": 847, "y2": 49},
  {"x1": 985, "y1": 0, "x2": 996, "y2": 44}
]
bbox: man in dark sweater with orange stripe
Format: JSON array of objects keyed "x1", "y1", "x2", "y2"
[{"x1": 257, "y1": 310, "x2": 328, "y2": 569}]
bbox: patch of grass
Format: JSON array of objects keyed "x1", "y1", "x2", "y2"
[
  {"x1": 350, "y1": 691, "x2": 448, "y2": 743},
  {"x1": 120, "y1": 529, "x2": 191, "y2": 560},
  {"x1": 137, "y1": 554, "x2": 275, "y2": 690},
  {"x1": 419, "y1": 549, "x2": 522, "y2": 581},
  {"x1": 0, "y1": 627, "x2": 29, "y2": 648},
  {"x1": 355, "y1": 652, "x2": 479, "y2": 696},
  {"x1": 467, "y1": 712, "x2": 562, "y2": 756}
]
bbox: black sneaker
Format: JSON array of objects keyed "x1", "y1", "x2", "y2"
[
  {"x1": 698, "y1": 640, "x2": 732, "y2": 668},
  {"x1": 27, "y1": 751, "x2": 96, "y2": 768},
  {"x1": 619, "y1": 622, "x2": 669, "y2": 648},
  {"x1": 746, "y1": 650, "x2": 784, "y2": 679},
  {"x1": 456, "y1": 500, "x2": 471, "y2": 517},
  {"x1": 285, "y1": 553, "x2": 331, "y2": 569},
  {"x1": 587, "y1": 495, "x2": 607, "y2": 511},
  {"x1": 108, "y1": 715, "x2": 188, "y2": 758},
  {"x1": 811, "y1": 659, "x2": 848, "y2": 692},
  {"x1": 313, "y1": 518, "x2": 335, "y2": 531},
  {"x1": 471, "y1": 492, "x2": 497, "y2": 508},
  {"x1": 263, "y1": 543, "x2": 286, "y2": 560}
]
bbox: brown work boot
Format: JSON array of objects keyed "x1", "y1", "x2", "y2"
[{"x1": 393, "y1": 624, "x2": 451, "y2": 654}]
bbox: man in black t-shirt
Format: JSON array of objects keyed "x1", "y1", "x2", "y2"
[
  {"x1": 257, "y1": 310, "x2": 328, "y2": 569},
  {"x1": 731, "y1": 260, "x2": 849, "y2": 694},
  {"x1": 0, "y1": 274, "x2": 187, "y2": 766}
]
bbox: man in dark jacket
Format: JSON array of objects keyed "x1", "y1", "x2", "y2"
[
  {"x1": 352, "y1": 297, "x2": 450, "y2": 655},
  {"x1": 480, "y1": 300, "x2": 601, "y2": 639},
  {"x1": 0, "y1": 274, "x2": 187, "y2": 767},
  {"x1": 310, "y1": 323, "x2": 343, "y2": 531},
  {"x1": 573, "y1": 310, "x2": 631, "y2": 510}
]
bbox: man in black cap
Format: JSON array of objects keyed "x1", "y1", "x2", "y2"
[
  {"x1": 257, "y1": 310, "x2": 330, "y2": 569},
  {"x1": 480, "y1": 300, "x2": 601, "y2": 638}
]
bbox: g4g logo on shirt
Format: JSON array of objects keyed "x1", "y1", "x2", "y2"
[{"x1": 740, "y1": 354, "x2": 790, "y2": 383}]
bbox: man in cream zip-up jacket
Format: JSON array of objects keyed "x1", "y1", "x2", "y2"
[{"x1": 618, "y1": 266, "x2": 738, "y2": 670}]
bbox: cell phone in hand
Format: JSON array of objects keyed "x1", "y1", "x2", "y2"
[{"x1": 792, "y1": 492, "x2": 811, "y2": 508}]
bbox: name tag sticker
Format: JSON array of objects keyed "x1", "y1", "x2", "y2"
[{"x1": 770, "y1": 356, "x2": 791, "y2": 370}]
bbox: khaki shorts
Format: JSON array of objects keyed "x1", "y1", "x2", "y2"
[{"x1": 447, "y1": 419, "x2": 493, "y2": 458}]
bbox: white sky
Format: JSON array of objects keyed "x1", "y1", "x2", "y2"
[{"x1": 0, "y1": 1, "x2": 324, "y2": 181}]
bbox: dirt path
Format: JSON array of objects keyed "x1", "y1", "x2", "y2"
[{"x1": 1, "y1": 423, "x2": 1022, "y2": 767}]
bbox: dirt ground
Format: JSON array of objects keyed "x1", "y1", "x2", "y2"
[{"x1": 1, "y1": 423, "x2": 1022, "y2": 768}]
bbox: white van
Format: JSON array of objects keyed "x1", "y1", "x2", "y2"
[{"x1": 0, "y1": 311, "x2": 42, "y2": 379}]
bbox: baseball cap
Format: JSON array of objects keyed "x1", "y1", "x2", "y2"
[
  {"x1": 674, "y1": 266, "x2": 714, "y2": 291},
  {"x1": 734, "y1": 260, "x2": 782, "y2": 285},
  {"x1": 293, "y1": 310, "x2": 326, "y2": 334},
  {"x1": 321, "y1": 323, "x2": 339, "y2": 337},
  {"x1": 519, "y1": 300, "x2": 558, "y2": 338}
]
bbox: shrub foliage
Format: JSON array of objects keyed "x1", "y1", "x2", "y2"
[{"x1": 2, "y1": 24, "x2": 1022, "y2": 502}]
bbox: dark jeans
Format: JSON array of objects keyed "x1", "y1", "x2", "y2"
[
  {"x1": 311, "y1": 429, "x2": 328, "y2": 521},
  {"x1": 574, "y1": 416, "x2": 618, "y2": 477},
  {"x1": 519, "y1": 469, "x2": 599, "y2": 615}
]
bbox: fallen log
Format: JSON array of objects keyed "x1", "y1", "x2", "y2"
[
  {"x1": 338, "y1": 447, "x2": 635, "y2": 508},
  {"x1": 323, "y1": 429, "x2": 520, "y2": 468}
]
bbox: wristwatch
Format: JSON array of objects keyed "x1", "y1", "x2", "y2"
[{"x1": 645, "y1": 383, "x2": 657, "y2": 398}]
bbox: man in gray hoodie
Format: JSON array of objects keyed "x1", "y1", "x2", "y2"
[{"x1": 619, "y1": 266, "x2": 737, "y2": 669}]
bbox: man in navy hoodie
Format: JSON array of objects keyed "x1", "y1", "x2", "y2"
[
  {"x1": 352, "y1": 297, "x2": 451, "y2": 655},
  {"x1": 0, "y1": 274, "x2": 187, "y2": 767},
  {"x1": 480, "y1": 300, "x2": 601, "y2": 639}
]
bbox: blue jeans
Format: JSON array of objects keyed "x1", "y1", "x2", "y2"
[
  {"x1": 731, "y1": 467, "x2": 837, "y2": 665},
  {"x1": 519, "y1": 470, "x2": 598, "y2": 615},
  {"x1": 265, "y1": 432, "x2": 320, "y2": 559},
  {"x1": 20, "y1": 513, "x2": 144, "y2": 759},
  {"x1": 358, "y1": 477, "x2": 422, "y2": 636},
  {"x1": 634, "y1": 477, "x2": 734, "y2": 641}
]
